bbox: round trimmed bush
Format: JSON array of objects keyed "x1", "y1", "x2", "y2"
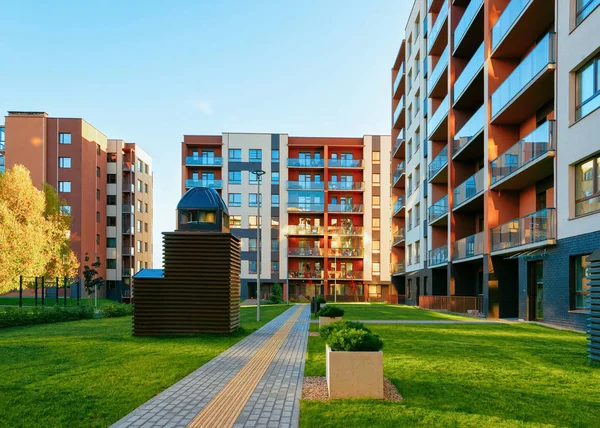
[
  {"x1": 315, "y1": 296, "x2": 326, "y2": 304},
  {"x1": 317, "y1": 305, "x2": 344, "y2": 318},
  {"x1": 319, "y1": 320, "x2": 370, "y2": 341},
  {"x1": 327, "y1": 328, "x2": 383, "y2": 352}
]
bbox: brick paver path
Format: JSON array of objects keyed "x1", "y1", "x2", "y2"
[{"x1": 111, "y1": 305, "x2": 310, "y2": 428}]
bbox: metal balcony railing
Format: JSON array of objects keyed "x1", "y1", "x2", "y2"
[
  {"x1": 327, "y1": 226, "x2": 364, "y2": 236},
  {"x1": 288, "y1": 247, "x2": 325, "y2": 257},
  {"x1": 328, "y1": 182, "x2": 365, "y2": 191},
  {"x1": 428, "y1": 145, "x2": 448, "y2": 180},
  {"x1": 428, "y1": 195, "x2": 448, "y2": 223},
  {"x1": 327, "y1": 271, "x2": 364, "y2": 280},
  {"x1": 185, "y1": 179, "x2": 223, "y2": 189},
  {"x1": 328, "y1": 204, "x2": 363, "y2": 213},
  {"x1": 287, "y1": 203, "x2": 325, "y2": 212},
  {"x1": 327, "y1": 248, "x2": 364, "y2": 257},
  {"x1": 185, "y1": 156, "x2": 223, "y2": 166},
  {"x1": 287, "y1": 158, "x2": 325, "y2": 168},
  {"x1": 428, "y1": 245, "x2": 448, "y2": 266},
  {"x1": 288, "y1": 270, "x2": 324, "y2": 279},
  {"x1": 491, "y1": 208, "x2": 556, "y2": 252},
  {"x1": 392, "y1": 262, "x2": 406, "y2": 274},
  {"x1": 454, "y1": 169, "x2": 484, "y2": 207},
  {"x1": 287, "y1": 225, "x2": 325, "y2": 235},
  {"x1": 287, "y1": 181, "x2": 325, "y2": 190},
  {"x1": 453, "y1": 232, "x2": 484, "y2": 260}
]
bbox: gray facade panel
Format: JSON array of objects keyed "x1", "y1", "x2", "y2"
[
  {"x1": 232, "y1": 228, "x2": 260, "y2": 239},
  {"x1": 228, "y1": 161, "x2": 262, "y2": 171},
  {"x1": 241, "y1": 251, "x2": 258, "y2": 261}
]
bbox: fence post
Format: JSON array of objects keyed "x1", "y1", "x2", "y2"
[
  {"x1": 56, "y1": 277, "x2": 59, "y2": 305},
  {"x1": 34, "y1": 277, "x2": 38, "y2": 306},
  {"x1": 77, "y1": 278, "x2": 80, "y2": 306},
  {"x1": 41, "y1": 277, "x2": 45, "y2": 306},
  {"x1": 64, "y1": 277, "x2": 68, "y2": 307},
  {"x1": 19, "y1": 276, "x2": 23, "y2": 308}
]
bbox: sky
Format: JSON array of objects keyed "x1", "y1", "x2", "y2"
[{"x1": 0, "y1": 0, "x2": 410, "y2": 267}]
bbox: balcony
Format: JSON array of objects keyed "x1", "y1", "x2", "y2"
[
  {"x1": 453, "y1": 43, "x2": 485, "y2": 109},
  {"x1": 185, "y1": 179, "x2": 223, "y2": 189},
  {"x1": 122, "y1": 247, "x2": 135, "y2": 256},
  {"x1": 428, "y1": 46, "x2": 449, "y2": 98},
  {"x1": 327, "y1": 248, "x2": 364, "y2": 258},
  {"x1": 328, "y1": 204, "x2": 363, "y2": 213},
  {"x1": 393, "y1": 197, "x2": 405, "y2": 217},
  {"x1": 122, "y1": 268, "x2": 134, "y2": 278},
  {"x1": 327, "y1": 226, "x2": 364, "y2": 236},
  {"x1": 287, "y1": 203, "x2": 324, "y2": 213},
  {"x1": 453, "y1": 169, "x2": 485, "y2": 211},
  {"x1": 491, "y1": 0, "x2": 555, "y2": 59},
  {"x1": 453, "y1": 232, "x2": 484, "y2": 262},
  {"x1": 428, "y1": 0, "x2": 448, "y2": 55},
  {"x1": 428, "y1": 145, "x2": 448, "y2": 183},
  {"x1": 393, "y1": 96, "x2": 406, "y2": 128},
  {"x1": 453, "y1": 105, "x2": 485, "y2": 161},
  {"x1": 328, "y1": 182, "x2": 365, "y2": 191},
  {"x1": 393, "y1": 229, "x2": 406, "y2": 246},
  {"x1": 327, "y1": 271, "x2": 364, "y2": 280},
  {"x1": 289, "y1": 270, "x2": 324, "y2": 280},
  {"x1": 393, "y1": 130, "x2": 405, "y2": 158},
  {"x1": 122, "y1": 161, "x2": 132, "y2": 172},
  {"x1": 391, "y1": 262, "x2": 406, "y2": 275},
  {"x1": 122, "y1": 228, "x2": 133, "y2": 235},
  {"x1": 393, "y1": 62, "x2": 405, "y2": 97},
  {"x1": 491, "y1": 208, "x2": 556, "y2": 255},
  {"x1": 122, "y1": 183, "x2": 135, "y2": 192},
  {"x1": 490, "y1": 120, "x2": 555, "y2": 190},
  {"x1": 288, "y1": 247, "x2": 325, "y2": 257},
  {"x1": 122, "y1": 204, "x2": 135, "y2": 214},
  {"x1": 328, "y1": 159, "x2": 363, "y2": 168},
  {"x1": 428, "y1": 245, "x2": 448, "y2": 268},
  {"x1": 287, "y1": 181, "x2": 325, "y2": 191},
  {"x1": 287, "y1": 225, "x2": 325, "y2": 236},
  {"x1": 490, "y1": 32, "x2": 556, "y2": 125},
  {"x1": 453, "y1": 0, "x2": 484, "y2": 57},
  {"x1": 428, "y1": 195, "x2": 448, "y2": 226},
  {"x1": 428, "y1": 0, "x2": 444, "y2": 13},
  {"x1": 393, "y1": 162, "x2": 406, "y2": 188},
  {"x1": 185, "y1": 156, "x2": 223, "y2": 167},
  {"x1": 428, "y1": 95, "x2": 449, "y2": 140},
  {"x1": 287, "y1": 158, "x2": 325, "y2": 168}
]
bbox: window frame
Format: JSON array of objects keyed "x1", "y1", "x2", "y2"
[
  {"x1": 58, "y1": 181, "x2": 71, "y2": 193},
  {"x1": 575, "y1": 54, "x2": 600, "y2": 120},
  {"x1": 574, "y1": 155, "x2": 600, "y2": 216},
  {"x1": 59, "y1": 133, "x2": 71, "y2": 144},
  {"x1": 58, "y1": 157, "x2": 71, "y2": 168},
  {"x1": 576, "y1": 0, "x2": 600, "y2": 26},
  {"x1": 229, "y1": 149, "x2": 242, "y2": 161},
  {"x1": 228, "y1": 193, "x2": 242, "y2": 207},
  {"x1": 572, "y1": 254, "x2": 591, "y2": 311},
  {"x1": 249, "y1": 149, "x2": 262, "y2": 162},
  {"x1": 229, "y1": 170, "x2": 242, "y2": 185}
]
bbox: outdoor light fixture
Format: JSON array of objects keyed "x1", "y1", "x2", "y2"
[{"x1": 251, "y1": 169, "x2": 266, "y2": 321}]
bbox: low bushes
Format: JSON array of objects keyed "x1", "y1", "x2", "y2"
[
  {"x1": 319, "y1": 320, "x2": 371, "y2": 341},
  {"x1": 0, "y1": 306, "x2": 94, "y2": 328},
  {"x1": 100, "y1": 303, "x2": 134, "y2": 318},
  {"x1": 317, "y1": 305, "x2": 344, "y2": 318},
  {"x1": 315, "y1": 296, "x2": 326, "y2": 304},
  {"x1": 319, "y1": 320, "x2": 383, "y2": 352}
]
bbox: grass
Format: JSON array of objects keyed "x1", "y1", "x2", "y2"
[
  {"x1": 301, "y1": 323, "x2": 599, "y2": 427},
  {"x1": 0, "y1": 297, "x2": 115, "y2": 308},
  {"x1": 316, "y1": 303, "x2": 473, "y2": 321},
  {"x1": 0, "y1": 304, "x2": 291, "y2": 428}
]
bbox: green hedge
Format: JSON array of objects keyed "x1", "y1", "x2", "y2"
[
  {"x1": 317, "y1": 305, "x2": 344, "y2": 318},
  {"x1": 100, "y1": 303, "x2": 134, "y2": 318},
  {"x1": 319, "y1": 320, "x2": 371, "y2": 341},
  {"x1": 0, "y1": 306, "x2": 94, "y2": 328},
  {"x1": 327, "y1": 328, "x2": 384, "y2": 352}
]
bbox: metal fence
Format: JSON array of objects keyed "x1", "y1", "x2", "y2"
[
  {"x1": 1, "y1": 276, "x2": 82, "y2": 307},
  {"x1": 419, "y1": 295, "x2": 484, "y2": 317}
]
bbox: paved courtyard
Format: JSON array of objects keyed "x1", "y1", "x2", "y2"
[{"x1": 112, "y1": 305, "x2": 310, "y2": 428}]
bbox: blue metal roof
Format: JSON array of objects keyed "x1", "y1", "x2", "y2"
[
  {"x1": 177, "y1": 187, "x2": 228, "y2": 214},
  {"x1": 134, "y1": 269, "x2": 164, "y2": 279}
]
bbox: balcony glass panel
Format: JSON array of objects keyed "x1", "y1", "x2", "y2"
[
  {"x1": 428, "y1": 245, "x2": 448, "y2": 266},
  {"x1": 392, "y1": 261, "x2": 406, "y2": 274},
  {"x1": 288, "y1": 247, "x2": 324, "y2": 257},
  {"x1": 428, "y1": 0, "x2": 449, "y2": 53},
  {"x1": 453, "y1": 232, "x2": 484, "y2": 260},
  {"x1": 453, "y1": 105, "x2": 484, "y2": 153},
  {"x1": 428, "y1": 46, "x2": 449, "y2": 95},
  {"x1": 327, "y1": 226, "x2": 364, "y2": 236},
  {"x1": 393, "y1": 62, "x2": 405, "y2": 94},
  {"x1": 185, "y1": 156, "x2": 223, "y2": 166},
  {"x1": 327, "y1": 248, "x2": 364, "y2": 257},
  {"x1": 491, "y1": 120, "x2": 555, "y2": 184},
  {"x1": 287, "y1": 181, "x2": 325, "y2": 190},
  {"x1": 393, "y1": 197, "x2": 405, "y2": 214},
  {"x1": 454, "y1": 169, "x2": 484, "y2": 207},
  {"x1": 491, "y1": 0, "x2": 532, "y2": 50},
  {"x1": 287, "y1": 225, "x2": 325, "y2": 235},
  {"x1": 428, "y1": 195, "x2": 448, "y2": 223},
  {"x1": 454, "y1": 43, "x2": 484, "y2": 101},
  {"x1": 491, "y1": 32, "x2": 555, "y2": 118},
  {"x1": 454, "y1": 0, "x2": 483, "y2": 48},
  {"x1": 428, "y1": 145, "x2": 448, "y2": 179},
  {"x1": 428, "y1": 95, "x2": 449, "y2": 139},
  {"x1": 393, "y1": 96, "x2": 406, "y2": 124},
  {"x1": 185, "y1": 179, "x2": 223, "y2": 189},
  {"x1": 287, "y1": 203, "x2": 325, "y2": 212},
  {"x1": 393, "y1": 130, "x2": 405, "y2": 154},
  {"x1": 328, "y1": 159, "x2": 363, "y2": 168},
  {"x1": 393, "y1": 162, "x2": 406, "y2": 184},
  {"x1": 328, "y1": 204, "x2": 363, "y2": 213},
  {"x1": 289, "y1": 270, "x2": 324, "y2": 279},
  {"x1": 491, "y1": 208, "x2": 556, "y2": 252},
  {"x1": 287, "y1": 158, "x2": 325, "y2": 167},
  {"x1": 393, "y1": 229, "x2": 406, "y2": 245},
  {"x1": 328, "y1": 182, "x2": 364, "y2": 191}
]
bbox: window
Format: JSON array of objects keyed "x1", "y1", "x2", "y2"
[
  {"x1": 372, "y1": 173, "x2": 380, "y2": 186},
  {"x1": 272, "y1": 149, "x2": 280, "y2": 162},
  {"x1": 407, "y1": 209, "x2": 412, "y2": 231},
  {"x1": 415, "y1": 203, "x2": 421, "y2": 224},
  {"x1": 229, "y1": 149, "x2": 242, "y2": 161},
  {"x1": 230, "y1": 215, "x2": 242, "y2": 228},
  {"x1": 249, "y1": 193, "x2": 262, "y2": 207},
  {"x1": 271, "y1": 171, "x2": 280, "y2": 184},
  {"x1": 272, "y1": 238, "x2": 279, "y2": 251},
  {"x1": 96, "y1": 167, "x2": 100, "y2": 177},
  {"x1": 372, "y1": 240, "x2": 380, "y2": 253},
  {"x1": 248, "y1": 215, "x2": 262, "y2": 229},
  {"x1": 144, "y1": 203, "x2": 148, "y2": 213},
  {"x1": 96, "y1": 144, "x2": 101, "y2": 156},
  {"x1": 96, "y1": 189, "x2": 100, "y2": 200},
  {"x1": 373, "y1": 263, "x2": 380, "y2": 274},
  {"x1": 137, "y1": 241, "x2": 142, "y2": 252},
  {"x1": 372, "y1": 217, "x2": 380, "y2": 230},
  {"x1": 96, "y1": 211, "x2": 100, "y2": 222},
  {"x1": 107, "y1": 153, "x2": 117, "y2": 163},
  {"x1": 369, "y1": 285, "x2": 382, "y2": 297},
  {"x1": 96, "y1": 234, "x2": 100, "y2": 245},
  {"x1": 248, "y1": 238, "x2": 257, "y2": 251},
  {"x1": 407, "y1": 279, "x2": 412, "y2": 299},
  {"x1": 415, "y1": 167, "x2": 421, "y2": 189},
  {"x1": 577, "y1": 0, "x2": 600, "y2": 25},
  {"x1": 415, "y1": 93, "x2": 421, "y2": 114},
  {"x1": 249, "y1": 260, "x2": 257, "y2": 274},
  {"x1": 408, "y1": 174, "x2": 413, "y2": 196},
  {"x1": 137, "y1": 260, "x2": 142, "y2": 271},
  {"x1": 415, "y1": 241, "x2": 421, "y2": 263},
  {"x1": 145, "y1": 222, "x2": 149, "y2": 232},
  {"x1": 271, "y1": 262, "x2": 279, "y2": 274},
  {"x1": 59, "y1": 133, "x2": 71, "y2": 144},
  {"x1": 407, "y1": 140, "x2": 413, "y2": 161},
  {"x1": 106, "y1": 281, "x2": 116, "y2": 290},
  {"x1": 408, "y1": 244, "x2": 413, "y2": 265},
  {"x1": 229, "y1": 170, "x2": 241, "y2": 184},
  {"x1": 137, "y1": 179, "x2": 143, "y2": 192},
  {"x1": 229, "y1": 193, "x2": 242, "y2": 207},
  {"x1": 573, "y1": 255, "x2": 591, "y2": 310},
  {"x1": 107, "y1": 216, "x2": 116, "y2": 226},
  {"x1": 145, "y1": 183, "x2": 148, "y2": 193},
  {"x1": 107, "y1": 174, "x2": 116, "y2": 184},
  {"x1": 137, "y1": 160, "x2": 143, "y2": 172},
  {"x1": 145, "y1": 242, "x2": 148, "y2": 252},
  {"x1": 145, "y1": 164, "x2": 149, "y2": 174},
  {"x1": 249, "y1": 149, "x2": 262, "y2": 161},
  {"x1": 272, "y1": 194, "x2": 280, "y2": 207},
  {"x1": 137, "y1": 220, "x2": 143, "y2": 233},
  {"x1": 271, "y1": 217, "x2": 279, "y2": 228},
  {"x1": 137, "y1": 200, "x2": 143, "y2": 212},
  {"x1": 372, "y1": 195, "x2": 380, "y2": 208},
  {"x1": 60, "y1": 205, "x2": 71, "y2": 215},
  {"x1": 59, "y1": 157, "x2": 71, "y2": 168},
  {"x1": 106, "y1": 259, "x2": 117, "y2": 269},
  {"x1": 575, "y1": 155, "x2": 600, "y2": 216},
  {"x1": 373, "y1": 151, "x2": 380, "y2": 164},
  {"x1": 59, "y1": 181, "x2": 71, "y2": 192},
  {"x1": 107, "y1": 238, "x2": 116, "y2": 248},
  {"x1": 576, "y1": 54, "x2": 600, "y2": 120}
]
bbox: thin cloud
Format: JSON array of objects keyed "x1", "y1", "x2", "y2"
[{"x1": 194, "y1": 100, "x2": 214, "y2": 116}]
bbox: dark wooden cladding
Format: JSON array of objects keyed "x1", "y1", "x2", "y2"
[{"x1": 133, "y1": 232, "x2": 241, "y2": 336}]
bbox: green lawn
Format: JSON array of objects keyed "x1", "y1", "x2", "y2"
[
  {"x1": 0, "y1": 297, "x2": 115, "y2": 307},
  {"x1": 0, "y1": 304, "x2": 290, "y2": 428},
  {"x1": 302, "y1": 323, "x2": 599, "y2": 427},
  {"x1": 317, "y1": 303, "x2": 473, "y2": 321}
]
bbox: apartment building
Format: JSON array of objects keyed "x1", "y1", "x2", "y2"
[
  {"x1": 181, "y1": 133, "x2": 393, "y2": 302},
  {"x1": 0, "y1": 125, "x2": 5, "y2": 173},
  {"x1": 392, "y1": 0, "x2": 600, "y2": 330},
  {"x1": 2, "y1": 112, "x2": 153, "y2": 300}
]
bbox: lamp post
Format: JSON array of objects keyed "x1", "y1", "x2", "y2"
[
  {"x1": 284, "y1": 234, "x2": 289, "y2": 306},
  {"x1": 251, "y1": 169, "x2": 266, "y2": 322}
]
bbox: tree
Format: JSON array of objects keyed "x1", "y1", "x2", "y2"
[
  {"x1": 269, "y1": 283, "x2": 283, "y2": 304},
  {"x1": 349, "y1": 278, "x2": 358, "y2": 302},
  {"x1": 82, "y1": 254, "x2": 104, "y2": 302}
]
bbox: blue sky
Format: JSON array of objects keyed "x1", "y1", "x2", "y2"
[{"x1": 0, "y1": 1, "x2": 409, "y2": 266}]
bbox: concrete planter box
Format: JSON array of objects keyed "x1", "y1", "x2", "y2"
[
  {"x1": 319, "y1": 316, "x2": 342, "y2": 328},
  {"x1": 326, "y1": 344, "x2": 384, "y2": 399}
]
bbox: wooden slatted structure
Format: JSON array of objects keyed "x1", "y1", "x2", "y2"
[
  {"x1": 133, "y1": 231, "x2": 241, "y2": 336},
  {"x1": 588, "y1": 250, "x2": 600, "y2": 363}
]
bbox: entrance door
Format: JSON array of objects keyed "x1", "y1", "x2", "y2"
[{"x1": 528, "y1": 261, "x2": 544, "y2": 321}]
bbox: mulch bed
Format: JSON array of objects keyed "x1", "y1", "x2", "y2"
[{"x1": 302, "y1": 376, "x2": 403, "y2": 402}]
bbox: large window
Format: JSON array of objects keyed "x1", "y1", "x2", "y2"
[
  {"x1": 576, "y1": 54, "x2": 600, "y2": 120},
  {"x1": 577, "y1": 0, "x2": 600, "y2": 26},
  {"x1": 229, "y1": 170, "x2": 241, "y2": 184},
  {"x1": 249, "y1": 260, "x2": 257, "y2": 274},
  {"x1": 58, "y1": 181, "x2": 71, "y2": 192},
  {"x1": 249, "y1": 149, "x2": 262, "y2": 162},
  {"x1": 248, "y1": 215, "x2": 262, "y2": 229},
  {"x1": 573, "y1": 255, "x2": 591, "y2": 310},
  {"x1": 271, "y1": 262, "x2": 279, "y2": 274},
  {"x1": 271, "y1": 217, "x2": 279, "y2": 228},
  {"x1": 249, "y1": 193, "x2": 262, "y2": 207},
  {"x1": 271, "y1": 194, "x2": 279, "y2": 207},
  {"x1": 271, "y1": 171, "x2": 280, "y2": 184},
  {"x1": 59, "y1": 133, "x2": 71, "y2": 144},
  {"x1": 248, "y1": 238, "x2": 257, "y2": 252},
  {"x1": 272, "y1": 149, "x2": 279, "y2": 163},
  {"x1": 106, "y1": 259, "x2": 117, "y2": 269},
  {"x1": 272, "y1": 238, "x2": 279, "y2": 251},
  {"x1": 229, "y1": 193, "x2": 242, "y2": 207},
  {"x1": 59, "y1": 157, "x2": 71, "y2": 168},
  {"x1": 106, "y1": 238, "x2": 117, "y2": 248},
  {"x1": 229, "y1": 149, "x2": 242, "y2": 161},
  {"x1": 60, "y1": 205, "x2": 71, "y2": 215},
  {"x1": 575, "y1": 155, "x2": 600, "y2": 216},
  {"x1": 230, "y1": 215, "x2": 242, "y2": 228}
]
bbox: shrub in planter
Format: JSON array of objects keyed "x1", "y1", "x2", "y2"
[
  {"x1": 317, "y1": 305, "x2": 344, "y2": 318},
  {"x1": 315, "y1": 296, "x2": 326, "y2": 304},
  {"x1": 319, "y1": 320, "x2": 370, "y2": 341},
  {"x1": 327, "y1": 328, "x2": 383, "y2": 352},
  {"x1": 100, "y1": 303, "x2": 134, "y2": 318}
]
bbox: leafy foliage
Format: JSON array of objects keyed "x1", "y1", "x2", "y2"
[
  {"x1": 317, "y1": 305, "x2": 345, "y2": 318},
  {"x1": 319, "y1": 320, "x2": 371, "y2": 342},
  {"x1": 0, "y1": 306, "x2": 95, "y2": 328},
  {"x1": 327, "y1": 328, "x2": 384, "y2": 352},
  {"x1": 315, "y1": 296, "x2": 326, "y2": 304},
  {"x1": 100, "y1": 303, "x2": 134, "y2": 318},
  {"x1": 268, "y1": 283, "x2": 284, "y2": 304},
  {"x1": 82, "y1": 254, "x2": 104, "y2": 295}
]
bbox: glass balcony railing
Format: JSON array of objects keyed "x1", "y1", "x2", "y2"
[
  {"x1": 185, "y1": 179, "x2": 223, "y2": 189},
  {"x1": 289, "y1": 270, "x2": 324, "y2": 279},
  {"x1": 428, "y1": 245, "x2": 448, "y2": 266},
  {"x1": 328, "y1": 182, "x2": 364, "y2": 191},
  {"x1": 428, "y1": 95, "x2": 449, "y2": 139},
  {"x1": 428, "y1": 46, "x2": 449, "y2": 95},
  {"x1": 393, "y1": 62, "x2": 405, "y2": 94},
  {"x1": 288, "y1": 247, "x2": 325, "y2": 257},
  {"x1": 122, "y1": 183, "x2": 135, "y2": 192},
  {"x1": 287, "y1": 181, "x2": 325, "y2": 190},
  {"x1": 328, "y1": 204, "x2": 363, "y2": 213},
  {"x1": 491, "y1": 120, "x2": 555, "y2": 185},
  {"x1": 327, "y1": 248, "x2": 364, "y2": 257},
  {"x1": 393, "y1": 197, "x2": 405, "y2": 215},
  {"x1": 328, "y1": 159, "x2": 363, "y2": 168},
  {"x1": 393, "y1": 229, "x2": 406, "y2": 245},
  {"x1": 287, "y1": 203, "x2": 325, "y2": 212},
  {"x1": 393, "y1": 130, "x2": 405, "y2": 155},
  {"x1": 454, "y1": 43, "x2": 484, "y2": 102},
  {"x1": 492, "y1": 0, "x2": 532, "y2": 50},
  {"x1": 287, "y1": 225, "x2": 325, "y2": 235},
  {"x1": 491, "y1": 208, "x2": 556, "y2": 252},
  {"x1": 453, "y1": 232, "x2": 484, "y2": 260},
  {"x1": 185, "y1": 156, "x2": 223, "y2": 166},
  {"x1": 428, "y1": 195, "x2": 448, "y2": 223},
  {"x1": 428, "y1": 0, "x2": 449, "y2": 53},
  {"x1": 453, "y1": 105, "x2": 485, "y2": 154},
  {"x1": 428, "y1": 145, "x2": 448, "y2": 179},
  {"x1": 327, "y1": 226, "x2": 364, "y2": 236},
  {"x1": 393, "y1": 96, "x2": 406, "y2": 125},
  {"x1": 454, "y1": 0, "x2": 483, "y2": 49},
  {"x1": 122, "y1": 204, "x2": 135, "y2": 214},
  {"x1": 491, "y1": 32, "x2": 556, "y2": 118},
  {"x1": 328, "y1": 271, "x2": 364, "y2": 280},
  {"x1": 287, "y1": 158, "x2": 325, "y2": 168},
  {"x1": 392, "y1": 261, "x2": 406, "y2": 274},
  {"x1": 393, "y1": 162, "x2": 406, "y2": 184},
  {"x1": 454, "y1": 169, "x2": 485, "y2": 207}
]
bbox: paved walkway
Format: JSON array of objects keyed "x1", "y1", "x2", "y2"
[
  {"x1": 112, "y1": 305, "x2": 310, "y2": 428},
  {"x1": 308, "y1": 319, "x2": 501, "y2": 324}
]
